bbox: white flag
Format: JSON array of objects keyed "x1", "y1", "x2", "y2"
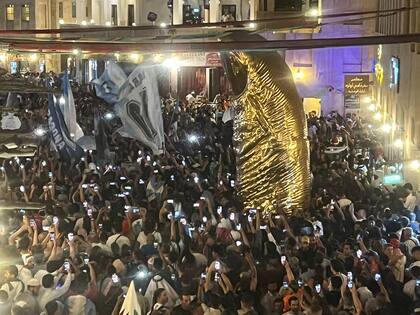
[
  {"x1": 61, "y1": 72, "x2": 84, "y2": 141},
  {"x1": 120, "y1": 281, "x2": 142, "y2": 315},
  {"x1": 95, "y1": 63, "x2": 164, "y2": 154}
]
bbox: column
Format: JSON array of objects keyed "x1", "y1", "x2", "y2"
[
  {"x1": 173, "y1": 0, "x2": 183, "y2": 25},
  {"x1": 119, "y1": 0, "x2": 127, "y2": 26},
  {"x1": 209, "y1": 0, "x2": 220, "y2": 23},
  {"x1": 249, "y1": 0, "x2": 257, "y2": 20}
]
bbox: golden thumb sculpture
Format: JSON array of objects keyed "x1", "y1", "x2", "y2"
[{"x1": 221, "y1": 36, "x2": 310, "y2": 216}]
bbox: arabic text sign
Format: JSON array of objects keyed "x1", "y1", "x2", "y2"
[{"x1": 344, "y1": 75, "x2": 369, "y2": 95}]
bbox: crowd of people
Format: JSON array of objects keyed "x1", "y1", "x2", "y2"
[{"x1": 0, "y1": 83, "x2": 419, "y2": 315}]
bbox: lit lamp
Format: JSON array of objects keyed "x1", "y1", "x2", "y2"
[
  {"x1": 163, "y1": 57, "x2": 181, "y2": 69},
  {"x1": 368, "y1": 103, "x2": 376, "y2": 112},
  {"x1": 373, "y1": 112, "x2": 382, "y2": 121},
  {"x1": 381, "y1": 123, "x2": 392, "y2": 133},
  {"x1": 394, "y1": 139, "x2": 403, "y2": 148},
  {"x1": 294, "y1": 69, "x2": 304, "y2": 81},
  {"x1": 81, "y1": 20, "x2": 87, "y2": 26},
  {"x1": 248, "y1": 22, "x2": 256, "y2": 29},
  {"x1": 72, "y1": 49, "x2": 80, "y2": 55},
  {"x1": 59, "y1": 19, "x2": 65, "y2": 25},
  {"x1": 410, "y1": 160, "x2": 420, "y2": 170},
  {"x1": 29, "y1": 53, "x2": 38, "y2": 62},
  {"x1": 306, "y1": 8, "x2": 319, "y2": 17}
]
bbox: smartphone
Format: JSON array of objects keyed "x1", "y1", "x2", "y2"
[
  {"x1": 374, "y1": 273, "x2": 381, "y2": 282},
  {"x1": 84, "y1": 258, "x2": 89, "y2": 264},
  {"x1": 356, "y1": 249, "x2": 362, "y2": 258},
  {"x1": 111, "y1": 273, "x2": 119, "y2": 284},
  {"x1": 283, "y1": 282, "x2": 288, "y2": 288},
  {"x1": 193, "y1": 203, "x2": 200, "y2": 208},
  {"x1": 230, "y1": 180, "x2": 235, "y2": 187},
  {"x1": 19, "y1": 185, "x2": 25, "y2": 193},
  {"x1": 171, "y1": 274, "x2": 176, "y2": 281},
  {"x1": 50, "y1": 232, "x2": 55, "y2": 241},
  {"x1": 167, "y1": 213, "x2": 173, "y2": 220},
  {"x1": 42, "y1": 161, "x2": 47, "y2": 167},
  {"x1": 248, "y1": 216, "x2": 253, "y2": 223},
  {"x1": 48, "y1": 172, "x2": 53, "y2": 178},
  {"x1": 64, "y1": 260, "x2": 70, "y2": 271},
  {"x1": 87, "y1": 209, "x2": 92, "y2": 217},
  {"x1": 347, "y1": 272, "x2": 353, "y2": 281},
  {"x1": 416, "y1": 279, "x2": 420, "y2": 286},
  {"x1": 120, "y1": 176, "x2": 126, "y2": 181},
  {"x1": 236, "y1": 223, "x2": 241, "y2": 230},
  {"x1": 180, "y1": 218, "x2": 187, "y2": 225},
  {"x1": 53, "y1": 216, "x2": 59, "y2": 225},
  {"x1": 201, "y1": 272, "x2": 206, "y2": 279},
  {"x1": 68, "y1": 233, "x2": 74, "y2": 241},
  {"x1": 260, "y1": 225, "x2": 267, "y2": 230},
  {"x1": 98, "y1": 223, "x2": 103, "y2": 229},
  {"x1": 236, "y1": 240, "x2": 242, "y2": 247},
  {"x1": 139, "y1": 179, "x2": 145, "y2": 184},
  {"x1": 170, "y1": 175, "x2": 175, "y2": 181},
  {"x1": 348, "y1": 281, "x2": 353, "y2": 289},
  {"x1": 217, "y1": 206, "x2": 223, "y2": 215},
  {"x1": 281, "y1": 255, "x2": 286, "y2": 265},
  {"x1": 200, "y1": 196, "x2": 205, "y2": 201},
  {"x1": 315, "y1": 284, "x2": 321, "y2": 293},
  {"x1": 167, "y1": 199, "x2": 174, "y2": 204},
  {"x1": 215, "y1": 261, "x2": 221, "y2": 270},
  {"x1": 202, "y1": 216, "x2": 208, "y2": 223},
  {"x1": 154, "y1": 242, "x2": 158, "y2": 249},
  {"x1": 229, "y1": 213, "x2": 235, "y2": 221},
  {"x1": 82, "y1": 184, "x2": 88, "y2": 189},
  {"x1": 214, "y1": 272, "x2": 220, "y2": 282},
  {"x1": 298, "y1": 279, "x2": 303, "y2": 287}
]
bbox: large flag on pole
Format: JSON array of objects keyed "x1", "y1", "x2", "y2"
[
  {"x1": 61, "y1": 72, "x2": 84, "y2": 141},
  {"x1": 48, "y1": 94, "x2": 84, "y2": 161},
  {"x1": 94, "y1": 109, "x2": 112, "y2": 167},
  {"x1": 120, "y1": 281, "x2": 142, "y2": 315},
  {"x1": 94, "y1": 62, "x2": 164, "y2": 154}
]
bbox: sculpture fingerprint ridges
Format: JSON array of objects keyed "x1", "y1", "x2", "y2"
[{"x1": 230, "y1": 51, "x2": 310, "y2": 216}]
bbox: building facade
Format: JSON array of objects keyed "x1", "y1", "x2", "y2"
[
  {"x1": 374, "y1": 0, "x2": 420, "y2": 188},
  {"x1": 283, "y1": 0, "x2": 377, "y2": 116}
]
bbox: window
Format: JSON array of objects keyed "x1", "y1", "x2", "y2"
[
  {"x1": 72, "y1": 0, "x2": 76, "y2": 18},
  {"x1": 274, "y1": 0, "x2": 303, "y2": 11},
  {"x1": 111, "y1": 5, "x2": 118, "y2": 25},
  {"x1": 6, "y1": 4, "x2": 14, "y2": 21},
  {"x1": 221, "y1": 5, "x2": 236, "y2": 22},
  {"x1": 128, "y1": 4, "x2": 134, "y2": 26},
  {"x1": 59, "y1": 2, "x2": 63, "y2": 18},
  {"x1": 21, "y1": 4, "x2": 30, "y2": 21}
]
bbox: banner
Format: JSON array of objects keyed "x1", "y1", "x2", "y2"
[
  {"x1": 48, "y1": 94, "x2": 84, "y2": 161},
  {"x1": 344, "y1": 74, "x2": 369, "y2": 109},
  {"x1": 94, "y1": 62, "x2": 164, "y2": 154},
  {"x1": 61, "y1": 72, "x2": 84, "y2": 141},
  {"x1": 94, "y1": 110, "x2": 112, "y2": 167}
]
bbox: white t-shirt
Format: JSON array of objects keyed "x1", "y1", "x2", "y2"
[{"x1": 405, "y1": 193, "x2": 417, "y2": 211}]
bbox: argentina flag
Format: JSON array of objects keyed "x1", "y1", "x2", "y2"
[{"x1": 48, "y1": 94, "x2": 84, "y2": 161}]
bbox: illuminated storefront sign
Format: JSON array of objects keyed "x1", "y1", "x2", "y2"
[{"x1": 344, "y1": 74, "x2": 369, "y2": 109}]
